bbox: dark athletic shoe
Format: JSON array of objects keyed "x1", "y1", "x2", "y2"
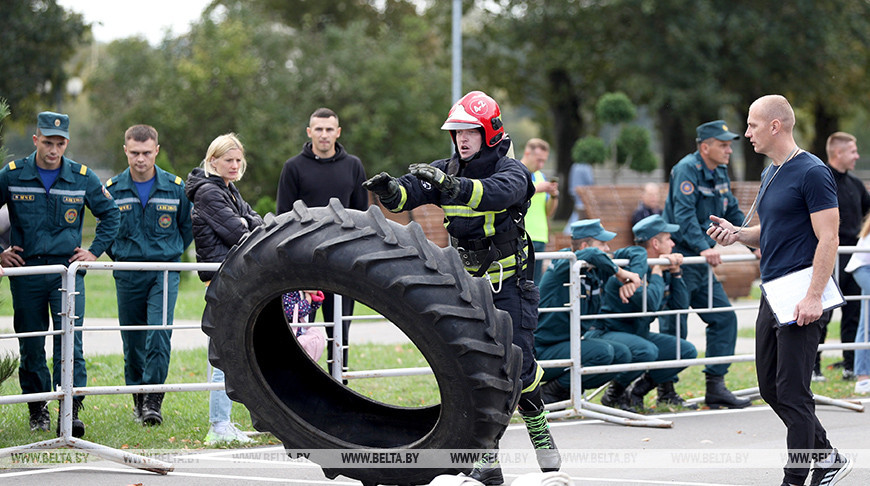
[
  {"x1": 467, "y1": 453, "x2": 504, "y2": 485},
  {"x1": 808, "y1": 450, "x2": 852, "y2": 486}
]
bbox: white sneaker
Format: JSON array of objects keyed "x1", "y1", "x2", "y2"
[
  {"x1": 855, "y1": 378, "x2": 870, "y2": 395},
  {"x1": 204, "y1": 421, "x2": 253, "y2": 444}
]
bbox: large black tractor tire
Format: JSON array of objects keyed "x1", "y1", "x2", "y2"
[{"x1": 202, "y1": 199, "x2": 522, "y2": 486}]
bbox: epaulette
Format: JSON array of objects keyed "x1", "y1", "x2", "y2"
[
  {"x1": 106, "y1": 178, "x2": 115, "y2": 187},
  {"x1": 7, "y1": 161, "x2": 19, "y2": 170},
  {"x1": 79, "y1": 164, "x2": 88, "y2": 175},
  {"x1": 174, "y1": 176, "x2": 182, "y2": 185}
]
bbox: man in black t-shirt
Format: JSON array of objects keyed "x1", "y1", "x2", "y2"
[{"x1": 708, "y1": 95, "x2": 851, "y2": 486}]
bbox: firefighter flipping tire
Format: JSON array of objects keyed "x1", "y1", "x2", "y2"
[{"x1": 202, "y1": 199, "x2": 522, "y2": 486}]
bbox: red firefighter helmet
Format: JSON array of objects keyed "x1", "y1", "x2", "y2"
[{"x1": 441, "y1": 91, "x2": 504, "y2": 147}]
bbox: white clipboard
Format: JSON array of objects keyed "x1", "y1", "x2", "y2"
[{"x1": 759, "y1": 266, "x2": 845, "y2": 325}]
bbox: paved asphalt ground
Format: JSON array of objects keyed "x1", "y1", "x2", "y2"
[
  {"x1": 2, "y1": 305, "x2": 868, "y2": 485},
  {"x1": 1, "y1": 399, "x2": 868, "y2": 485}
]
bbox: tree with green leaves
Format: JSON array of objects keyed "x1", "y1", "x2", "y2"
[
  {"x1": 0, "y1": 0, "x2": 89, "y2": 122},
  {"x1": 468, "y1": 1, "x2": 617, "y2": 219},
  {"x1": 471, "y1": 0, "x2": 870, "y2": 190},
  {"x1": 84, "y1": 0, "x2": 452, "y2": 202}
]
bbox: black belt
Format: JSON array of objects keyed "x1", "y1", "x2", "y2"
[{"x1": 451, "y1": 234, "x2": 520, "y2": 278}]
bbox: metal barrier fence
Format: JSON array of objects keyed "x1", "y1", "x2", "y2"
[
  {"x1": 0, "y1": 261, "x2": 220, "y2": 474},
  {"x1": 336, "y1": 248, "x2": 870, "y2": 427},
  {"x1": 1, "y1": 249, "x2": 869, "y2": 473}
]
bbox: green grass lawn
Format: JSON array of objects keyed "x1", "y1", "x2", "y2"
[{"x1": 0, "y1": 342, "x2": 439, "y2": 450}]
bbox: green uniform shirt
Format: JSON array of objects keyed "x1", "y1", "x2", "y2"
[
  {"x1": 537, "y1": 246, "x2": 649, "y2": 346},
  {"x1": 105, "y1": 166, "x2": 193, "y2": 262},
  {"x1": 536, "y1": 247, "x2": 616, "y2": 346},
  {"x1": 662, "y1": 152, "x2": 745, "y2": 255},
  {"x1": 0, "y1": 152, "x2": 119, "y2": 259},
  {"x1": 599, "y1": 246, "x2": 688, "y2": 338}
]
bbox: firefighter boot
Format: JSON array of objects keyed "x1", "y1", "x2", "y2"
[
  {"x1": 705, "y1": 374, "x2": 751, "y2": 409},
  {"x1": 132, "y1": 393, "x2": 144, "y2": 422},
  {"x1": 656, "y1": 381, "x2": 698, "y2": 409},
  {"x1": 142, "y1": 393, "x2": 165, "y2": 426},
  {"x1": 626, "y1": 373, "x2": 656, "y2": 412},
  {"x1": 519, "y1": 407, "x2": 561, "y2": 472},
  {"x1": 56, "y1": 399, "x2": 85, "y2": 438},
  {"x1": 600, "y1": 381, "x2": 630, "y2": 410},
  {"x1": 540, "y1": 380, "x2": 570, "y2": 405},
  {"x1": 28, "y1": 401, "x2": 50, "y2": 432},
  {"x1": 467, "y1": 451, "x2": 504, "y2": 485}
]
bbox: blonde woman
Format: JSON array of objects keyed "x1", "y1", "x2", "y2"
[
  {"x1": 186, "y1": 133, "x2": 262, "y2": 444},
  {"x1": 844, "y1": 215, "x2": 870, "y2": 395}
]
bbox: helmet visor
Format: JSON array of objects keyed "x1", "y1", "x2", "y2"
[{"x1": 441, "y1": 121, "x2": 480, "y2": 131}]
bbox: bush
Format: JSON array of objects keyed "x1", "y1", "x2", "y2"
[
  {"x1": 596, "y1": 92, "x2": 636, "y2": 125},
  {"x1": 572, "y1": 136, "x2": 607, "y2": 165},
  {"x1": 254, "y1": 195, "x2": 276, "y2": 218}
]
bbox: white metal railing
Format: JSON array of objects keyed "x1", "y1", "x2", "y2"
[
  {"x1": 336, "y1": 248, "x2": 870, "y2": 425},
  {"x1": 2, "y1": 248, "x2": 870, "y2": 471},
  {"x1": 0, "y1": 261, "x2": 219, "y2": 474}
]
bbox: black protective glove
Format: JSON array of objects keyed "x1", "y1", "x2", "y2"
[
  {"x1": 362, "y1": 172, "x2": 400, "y2": 204},
  {"x1": 409, "y1": 163, "x2": 461, "y2": 199}
]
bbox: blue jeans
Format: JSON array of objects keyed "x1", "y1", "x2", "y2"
[
  {"x1": 209, "y1": 366, "x2": 232, "y2": 424},
  {"x1": 852, "y1": 266, "x2": 870, "y2": 376}
]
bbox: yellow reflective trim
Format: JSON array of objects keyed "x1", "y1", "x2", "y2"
[
  {"x1": 484, "y1": 212, "x2": 495, "y2": 237},
  {"x1": 464, "y1": 254, "x2": 519, "y2": 282},
  {"x1": 521, "y1": 363, "x2": 545, "y2": 394},
  {"x1": 463, "y1": 267, "x2": 517, "y2": 283},
  {"x1": 442, "y1": 205, "x2": 506, "y2": 219},
  {"x1": 392, "y1": 186, "x2": 408, "y2": 212},
  {"x1": 467, "y1": 179, "x2": 483, "y2": 208}
]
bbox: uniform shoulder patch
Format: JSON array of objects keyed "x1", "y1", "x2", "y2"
[
  {"x1": 174, "y1": 176, "x2": 182, "y2": 185},
  {"x1": 79, "y1": 164, "x2": 88, "y2": 175},
  {"x1": 8, "y1": 161, "x2": 19, "y2": 170},
  {"x1": 106, "y1": 178, "x2": 114, "y2": 187},
  {"x1": 679, "y1": 180, "x2": 694, "y2": 195}
]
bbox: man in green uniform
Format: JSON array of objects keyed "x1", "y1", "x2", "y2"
[
  {"x1": 660, "y1": 120, "x2": 751, "y2": 409},
  {"x1": 0, "y1": 112, "x2": 120, "y2": 437},
  {"x1": 105, "y1": 125, "x2": 193, "y2": 426},
  {"x1": 535, "y1": 219, "x2": 642, "y2": 403},
  {"x1": 593, "y1": 215, "x2": 698, "y2": 411}
]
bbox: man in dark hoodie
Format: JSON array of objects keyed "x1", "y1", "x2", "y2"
[
  {"x1": 276, "y1": 108, "x2": 368, "y2": 376},
  {"x1": 363, "y1": 91, "x2": 560, "y2": 485}
]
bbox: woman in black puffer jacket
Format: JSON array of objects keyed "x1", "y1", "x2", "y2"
[
  {"x1": 186, "y1": 133, "x2": 263, "y2": 444},
  {"x1": 185, "y1": 133, "x2": 263, "y2": 282}
]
